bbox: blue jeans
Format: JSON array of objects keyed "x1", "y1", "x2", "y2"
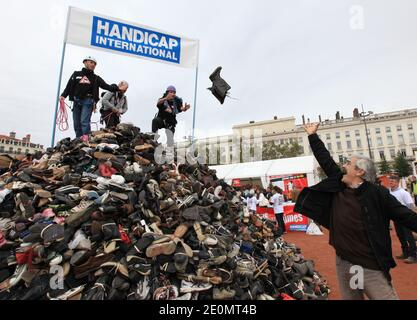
[{"x1": 73, "y1": 97, "x2": 94, "y2": 137}]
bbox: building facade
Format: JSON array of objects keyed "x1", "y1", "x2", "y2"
[
  {"x1": 0, "y1": 132, "x2": 44, "y2": 156},
  {"x1": 176, "y1": 108, "x2": 417, "y2": 165}
]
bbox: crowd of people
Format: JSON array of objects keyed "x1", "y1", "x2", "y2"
[{"x1": 235, "y1": 186, "x2": 291, "y2": 235}]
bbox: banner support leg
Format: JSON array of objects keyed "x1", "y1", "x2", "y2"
[
  {"x1": 51, "y1": 42, "x2": 67, "y2": 148},
  {"x1": 191, "y1": 66, "x2": 199, "y2": 143}
]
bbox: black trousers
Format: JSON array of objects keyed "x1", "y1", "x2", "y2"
[
  {"x1": 152, "y1": 117, "x2": 175, "y2": 147},
  {"x1": 394, "y1": 222, "x2": 416, "y2": 258},
  {"x1": 275, "y1": 213, "x2": 286, "y2": 234},
  {"x1": 101, "y1": 110, "x2": 120, "y2": 128}
]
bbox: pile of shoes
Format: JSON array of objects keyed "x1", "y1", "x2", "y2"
[{"x1": 0, "y1": 123, "x2": 330, "y2": 300}]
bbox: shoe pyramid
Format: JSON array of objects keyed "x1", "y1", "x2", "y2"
[{"x1": 0, "y1": 123, "x2": 330, "y2": 300}]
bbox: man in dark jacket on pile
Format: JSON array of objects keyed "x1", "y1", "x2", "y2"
[
  {"x1": 60, "y1": 56, "x2": 119, "y2": 141},
  {"x1": 295, "y1": 122, "x2": 417, "y2": 300},
  {"x1": 152, "y1": 85, "x2": 190, "y2": 147}
]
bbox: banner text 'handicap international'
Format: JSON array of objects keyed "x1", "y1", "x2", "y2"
[{"x1": 65, "y1": 7, "x2": 199, "y2": 68}]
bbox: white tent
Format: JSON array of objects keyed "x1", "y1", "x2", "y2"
[{"x1": 210, "y1": 156, "x2": 317, "y2": 188}]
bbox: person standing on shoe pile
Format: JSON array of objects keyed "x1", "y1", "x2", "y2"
[
  {"x1": 388, "y1": 175, "x2": 417, "y2": 264},
  {"x1": 152, "y1": 86, "x2": 191, "y2": 147},
  {"x1": 270, "y1": 186, "x2": 286, "y2": 234},
  {"x1": 100, "y1": 81, "x2": 129, "y2": 128},
  {"x1": 294, "y1": 122, "x2": 417, "y2": 300},
  {"x1": 60, "y1": 56, "x2": 119, "y2": 141}
]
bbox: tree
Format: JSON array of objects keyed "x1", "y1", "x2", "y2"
[
  {"x1": 316, "y1": 166, "x2": 327, "y2": 180},
  {"x1": 393, "y1": 152, "x2": 413, "y2": 178},
  {"x1": 378, "y1": 159, "x2": 391, "y2": 175}
]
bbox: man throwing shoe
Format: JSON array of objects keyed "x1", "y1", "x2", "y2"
[
  {"x1": 60, "y1": 56, "x2": 119, "y2": 141},
  {"x1": 389, "y1": 175, "x2": 417, "y2": 264},
  {"x1": 152, "y1": 85, "x2": 191, "y2": 147},
  {"x1": 294, "y1": 122, "x2": 417, "y2": 300}
]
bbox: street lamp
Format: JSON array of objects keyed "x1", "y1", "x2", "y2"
[{"x1": 360, "y1": 104, "x2": 373, "y2": 159}]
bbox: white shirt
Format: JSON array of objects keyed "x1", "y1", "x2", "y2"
[
  {"x1": 270, "y1": 193, "x2": 284, "y2": 214},
  {"x1": 390, "y1": 187, "x2": 415, "y2": 208},
  {"x1": 258, "y1": 193, "x2": 270, "y2": 207},
  {"x1": 246, "y1": 196, "x2": 258, "y2": 211}
]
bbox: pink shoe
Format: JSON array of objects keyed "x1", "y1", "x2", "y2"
[
  {"x1": 53, "y1": 217, "x2": 66, "y2": 225},
  {"x1": 42, "y1": 208, "x2": 55, "y2": 218},
  {"x1": 81, "y1": 135, "x2": 89, "y2": 142}
]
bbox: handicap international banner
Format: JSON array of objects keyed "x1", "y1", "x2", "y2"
[{"x1": 65, "y1": 7, "x2": 199, "y2": 68}]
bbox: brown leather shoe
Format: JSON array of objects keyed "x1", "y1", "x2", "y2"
[
  {"x1": 73, "y1": 253, "x2": 114, "y2": 279},
  {"x1": 173, "y1": 223, "x2": 189, "y2": 239}
]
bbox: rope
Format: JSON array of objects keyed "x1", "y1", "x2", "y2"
[
  {"x1": 56, "y1": 100, "x2": 70, "y2": 131},
  {"x1": 91, "y1": 110, "x2": 120, "y2": 130},
  {"x1": 57, "y1": 99, "x2": 121, "y2": 132}
]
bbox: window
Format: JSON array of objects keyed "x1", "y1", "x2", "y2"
[
  {"x1": 410, "y1": 132, "x2": 416, "y2": 143},
  {"x1": 356, "y1": 139, "x2": 362, "y2": 148},
  {"x1": 408, "y1": 124, "x2": 413, "y2": 130},
  {"x1": 338, "y1": 155, "x2": 344, "y2": 163},
  {"x1": 337, "y1": 141, "x2": 342, "y2": 150},
  {"x1": 327, "y1": 143, "x2": 332, "y2": 151},
  {"x1": 9, "y1": 147, "x2": 13, "y2": 153},
  {"x1": 377, "y1": 137, "x2": 383, "y2": 146},
  {"x1": 25, "y1": 149, "x2": 29, "y2": 154},
  {"x1": 386, "y1": 126, "x2": 391, "y2": 133},
  {"x1": 326, "y1": 133, "x2": 331, "y2": 140},
  {"x1": 346, "y1": 141, "x2": 352, "y2": 149},
  {"x1": 387, "y1": 136, "x2": 393, "y2": 145},
  {"x1": 397, "y1": 125, "x2": 402, "y2": 132},
  {"x1": 367, "y1": 138, "x2": 372, "y2": 147},
  {"x1": 379, "y1": 151, "x2": 385, "y2": 160},
  {"x1": 0, "y1": 146, "x2": 4, "y2": 153},
  {"x1": 345, "y1": 131, "x2": 350, "y2": 138},
  {"x1": 390, "y1": 149, "x2": 396, "y2": 159},
  {"x1": 355, "y1": 130, "x2": 360, "y2": 137},
  {"x1": 375, "y1": 128, "x2": 381, "y2": 134},
  {"x1": 335, "y1": 132, "x2": 340, "y2": 139},
  {"x1": 17, "y1": 148, "x2": 21, "y2": 154},
  {"x1": 398, "y1": 134, "x2": 405, "y2": 144},
  {"x1": 401, "y1": 149, "x2": 407, "y2": 157}
]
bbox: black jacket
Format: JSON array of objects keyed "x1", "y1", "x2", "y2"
[
  {"x1": 155, "y1": 95, "x2": 183, "y2": 125},
  {"x1": 294, "y1": 133, "x2": 417, "y2": 280},
  {"x1": 61, "y1": 68, "x2": 118, "y2": 103}
]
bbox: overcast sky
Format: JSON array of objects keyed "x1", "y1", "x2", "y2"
[{"x1": 1, "y1": 0, "x2": 417, "y2": 147}]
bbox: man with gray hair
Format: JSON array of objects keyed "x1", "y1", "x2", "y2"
[
  {"x1": 100, "y1": 81, "x2": 129, "y2": 128},
  {"x1": 295, "y1": 122, "x2": 417, "y2": 300}
]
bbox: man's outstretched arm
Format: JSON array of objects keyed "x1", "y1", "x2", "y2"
[{"x1": 303, "y1": 122, "x2": 341, "y2": 178}]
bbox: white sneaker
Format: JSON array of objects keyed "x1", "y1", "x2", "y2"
[{"x1": 180, "y1": 280, "x2": 212, "y2": 293}]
